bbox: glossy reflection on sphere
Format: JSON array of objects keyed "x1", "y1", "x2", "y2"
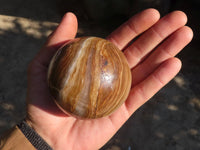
[{"x1": 47, "y1": 37, "x2": 132, "y2": 119}]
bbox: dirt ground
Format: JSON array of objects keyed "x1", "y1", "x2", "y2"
[{"x1": 0, "y1": 0, "x2": 200, "y2": 150}]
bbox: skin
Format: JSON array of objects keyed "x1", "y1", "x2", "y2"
[{"x1": 26, "y1": 9, "x2": 193, "y2": 150}]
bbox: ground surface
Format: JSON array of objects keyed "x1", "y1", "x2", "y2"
[{"x1": 0, "y1": 0, "x2": 200, "y2": 150}]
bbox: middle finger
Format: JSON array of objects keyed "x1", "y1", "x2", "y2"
[{"x1": 124, "y1": 11, "x2": 187, "y2": 68}]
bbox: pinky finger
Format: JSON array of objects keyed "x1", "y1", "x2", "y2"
[{"x1": 125, "y1": 57, "x2": 182, "y2": 115}]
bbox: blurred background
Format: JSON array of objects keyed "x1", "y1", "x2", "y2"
[{"x1": 0, "y1": 0, "x2": 199, "y2": 149}]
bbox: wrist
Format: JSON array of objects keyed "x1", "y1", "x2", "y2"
[{"x1": 19, "y1": 119, "x2": 53, "y2": 150}]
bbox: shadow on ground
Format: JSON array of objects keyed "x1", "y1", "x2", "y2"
[{"x1": 0, "y1": 15, "x2": 58, "y2": 131}]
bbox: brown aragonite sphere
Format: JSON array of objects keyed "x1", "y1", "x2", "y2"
[{"x1": 47, "y1": 37, "x2": 132, "y2": 119}]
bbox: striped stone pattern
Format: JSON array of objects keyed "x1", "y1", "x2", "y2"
[{"x1": 48, "y1": 37, "x2": 132, "y2": 119}]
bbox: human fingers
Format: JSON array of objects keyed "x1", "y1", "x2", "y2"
[
  {"x1": 125, "y1": 57, "x2": 182, "y2": 114},
  {"x1": 131, "y1": 26, "x2": 193, "y2": 86},
  {"x1": 34, "y1": 12, "x2": 78, "y2": 67},
  {"x1": 124, "y1": 11, "x2": 188, "y2": 68},
  {"x1": 107, "y1": 8, "x2": 160, "y2": 50},
  {"x1": 46, "y1": 13, "x2": 78, "y2": 47}
]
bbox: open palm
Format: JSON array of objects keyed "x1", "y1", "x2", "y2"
[{"x1": 26, "y1": 9, "x2": 193, "y2": 150}]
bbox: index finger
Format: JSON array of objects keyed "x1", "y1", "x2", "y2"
[{"x1": 107, "y1": 8, "x2": 160, "y2": 50}]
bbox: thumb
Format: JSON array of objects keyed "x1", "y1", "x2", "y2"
[{"x1": 35, "y1": 12, "x2": 78, "y2": 67}]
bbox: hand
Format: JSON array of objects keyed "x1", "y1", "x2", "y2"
[{"x1": 26, "y1": 9, "x2": 193, "y2": 150}]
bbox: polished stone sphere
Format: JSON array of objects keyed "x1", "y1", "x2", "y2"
[{"x1": 47, "y1": 37, "x2": 131, "y2": 119}]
